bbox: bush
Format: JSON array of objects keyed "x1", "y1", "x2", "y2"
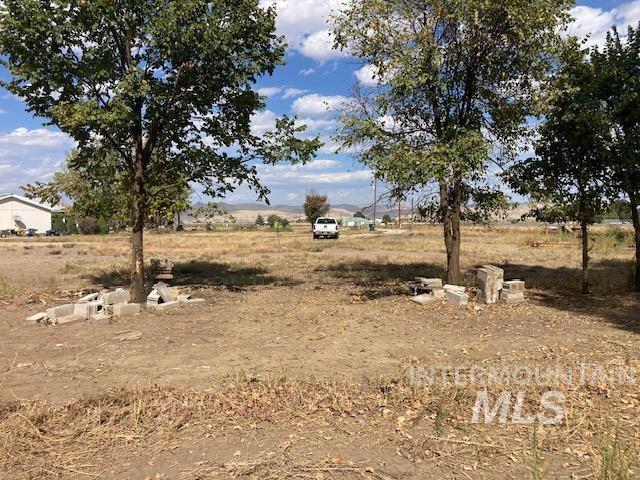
[
  {"x1": 77, "y1": 217, "x2": 98, "y2": 235},
  {"x1": 96, "y1": 216, "x2": 109, "y2": 234}
]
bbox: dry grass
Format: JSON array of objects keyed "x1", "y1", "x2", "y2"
[{"x1": 1, "y1": 370, "x2": 637, "y2": 479}]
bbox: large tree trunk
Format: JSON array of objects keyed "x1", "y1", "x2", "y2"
[
  {"x1": 440, "y1": 179, "x2": 462, "y2": 285},
  {"x1": 580, "y1": 220, "x2": 590, "y2": 294},
  {"x1": 130, "y1": 138, "x2": 146, "y2": 304},
  {"x1": 630, "y1": 192, "x2": 640, "y2": 292}
]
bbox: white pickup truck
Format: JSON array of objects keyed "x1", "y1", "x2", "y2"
[{"x1": 313, "y1": 217, "x2": 340, "y2": 240}]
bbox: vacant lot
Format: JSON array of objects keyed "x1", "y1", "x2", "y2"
[{"x1": 0, "y1": 226, "x2": 638, "y2": 479}]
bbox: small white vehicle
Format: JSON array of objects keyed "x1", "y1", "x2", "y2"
[{"x1": 313, "y1": 217, "x2": 340, "y2": 239}]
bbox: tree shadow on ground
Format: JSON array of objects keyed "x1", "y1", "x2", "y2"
[
  {"x1": 90, "y1": 260, "x2": 299, "y2": 291},
  {"x1": 316, "y1": 260, "x2": 451, "y2": 300},
  {"x1": 318, "y1": 258, "x2": 639, "y2": 334},
  {"x1": 493, "y1": 260, "x2": 640, "y2": 335}
]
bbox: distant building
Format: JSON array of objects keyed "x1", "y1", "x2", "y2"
[
  {"x1": 0, "y1": 194, "x2": 53, "y2": 233},
  {"x1": 342, "y1": 217, "x2": 374, "y2": 228}
]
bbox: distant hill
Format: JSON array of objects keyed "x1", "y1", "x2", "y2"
[{"x1": 183, "y1": 201, "x2": 537, "y2": 224}]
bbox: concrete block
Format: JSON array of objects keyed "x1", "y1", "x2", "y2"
[
  {"x1": 154, "y1": 282, "x2": 177, "y2": 303},
  {"x1": 154, "y1": 301, "x2": 180, "y2": 311},
  {"x1": 89, "y1": 312, "x2": 111, "y2": 322},
  {"x1": 411, "y1": 293, "x2": 439, "y2": 305},
  {"x1": 46, "y1": 304, "x2": 74, "y2": 319},
  {"x1": 181, "y1": 298, "x2": 206, "y2": 305},
  {"x1": 502, "y1": 280, "x2": 525, "y2": 292},
  {"x1": 73, "y1": 301, "x2": 103, "y2": 319},
  {"x1": 177, "y1": 293, "x2": 191, "y2": 302},
  {"x1": 55, "y1": 314, "x2": 86, "y2": 326},
  {"x1": 113, "y1": 303, "x2": 141, "y2": 318},
  {"x1": 26, "y1": 312, "x2": 46, "y2": 323},
  {"x1": 477, "y1": 265, "x2": 504, "y2": 304},
  {"x1": 444, "y1": 284, "x2": 466, "y2": 293},
  {"x1": 77, "y1": 292, "x2": 100, "y2": 303},
  {"x1": 102, "y1": 290, "x2": 131, "y2": 306},
  {"x1": 446, "y1": 290, "x2": 469, "y2": 306},
  {"x1": 500, "y1": 290, "x2": 525, "y2": 304}
]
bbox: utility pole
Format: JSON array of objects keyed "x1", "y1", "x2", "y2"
[
  {"x1": 411, "y1": 197, "x2": 414, "y2": 230},
  {"x1": 398, "y1": 198, "x2": 401, "y2": 228},
  {"x1": 372, "y1": 174, "x2": 377, "y2": 230}
]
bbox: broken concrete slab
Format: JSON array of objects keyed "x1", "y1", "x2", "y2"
[
  {"x1": 154, "y1": 282, "x2": 177, "y2": 303},
  {"x1": 411, "y1": 293, "x2": 439, "y2": 305},
  {"x1": 446, "y1": 290, "x2": 469, "y2": 306},
  {"x1": 154, "y1": 301, "x2": 180, "y2": 311},
  {"x1": 102, "y1": 290, "x2": 131, "y2": 306},
  {"x1": 77, "y1": 292, "x2": 100, "y2": 303},
  {"x1": 46, "y1": 304, "x2": 74, "y2": 319},
  {"x1": 177, "y1": 294, "x2": 192, "y2": 303},
  {"x1": 55, "y1": 314, "x2": 86, "y2": 326},
  {"x1": 26, "y1": 312, "x2": 46, "y2": 323},
  {"x1": 113, "y1": 303, "x2": 141, "y2": 318}
]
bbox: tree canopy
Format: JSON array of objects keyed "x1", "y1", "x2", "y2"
[
  {"x1": 303, "y1": 191, "x2": 331, "y2": 225},
  {"x1": 333, "y1": 0, "x2": 571, "y2": 283},
  {"x1": 0, "y1": 0, "x2": 320, "y2": 300}
]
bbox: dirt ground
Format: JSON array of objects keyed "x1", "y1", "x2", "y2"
[{"x1": 0, "y1": 226, "x2": 638, "y2": 479}]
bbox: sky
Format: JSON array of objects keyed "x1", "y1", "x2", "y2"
[{"x1": 0, "y1": 0, "x2": 639, "y2": 207}]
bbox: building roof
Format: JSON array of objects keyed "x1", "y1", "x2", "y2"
[{"x1": 0, "y1": 194, "x2": 55, "y2": 212}]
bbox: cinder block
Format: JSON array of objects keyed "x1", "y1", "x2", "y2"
[
  {"x1": 46, "y1": 304, "x2": 74, "y2": 319},
  {"x1": 444, "y1": 284, "x2": 466, "y2": 293},
  {"x1": 113, "y1": 303, "x2": 141, "y2": 318},
  {"x1": 446, "y1": 290, "x2": 469, "y2": 306},
  {"x1": 154, "y1": 301, "x2": 180, "y2": 311},
  {"x1": 73, "y1": 301, "x2": 103, "y2": 319},
  {"x1": 154, "y1": 282, "x2": 177, "y2": 303},
  {"x1": 500, "y1": 290, "x2": 525, "y2": 304},
  {"x1": 77, "y1": 292, "x2": 100, "y2": 303},
  {"x1": 502, "y1": 280, "x2": 525, "y2": 292},
  {"x1": 26, "y1": 312, "x2": 46, "y2": 323},
  {"x1": 55, "y1": 314, "x2": 86, "y2": 326},
  {"x1": 102, "y1": 290, "x2": 131, "y2": 306}
]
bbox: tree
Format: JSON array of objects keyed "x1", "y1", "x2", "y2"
[
  {"x1": 333, "y1": 0, "x2": 571, "y2": 283},
  {"x1": 507, "y1": 40, "x2": 612, "y2": 294},
  {"x1": 592, "y1": 24, "x2": 640, "y2": 291},
  {"x1": 0, "y1": 0, "x2": 319, "y2": 302},
  {"x1": 255, "y1": 214, "x2": 265, "y2": 226},
  {"x1": 354, "y1": 211, "x2": 366, "y2": 219},
  {"x1": 382, "y1": 214, "x2": 392, "y2": 224},
  {"x1": 303, "y1": 191, "x2": 330, "y2": 226},
  {"x1": 23, "y1": 151, "x2": 192, "y2": 230}
]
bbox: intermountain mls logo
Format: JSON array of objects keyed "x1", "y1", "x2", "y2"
[{"x1": 407, "y1": 364, "x2": 636, "y2": 425}]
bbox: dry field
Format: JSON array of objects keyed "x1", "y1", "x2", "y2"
[{"x1": 0, "y1": 225, "x2": 638, "y2": 479}]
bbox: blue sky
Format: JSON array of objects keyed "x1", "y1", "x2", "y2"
[{"x1": 1, "y1": 0, "x2": 639, "y2": 207}]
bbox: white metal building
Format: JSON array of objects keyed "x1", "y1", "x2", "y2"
[{"x1": 0, "y1": 194, "x2": 53, "y2": 233}]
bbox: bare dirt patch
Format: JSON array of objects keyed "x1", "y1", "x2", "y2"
[{"x1": 0, "y1": 227, "x2": 638, "y2": 478}]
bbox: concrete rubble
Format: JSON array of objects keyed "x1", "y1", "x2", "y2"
[
  {"x1": 476, "y1": 265, "x2": 525, "y2": 305},
  {"x1": 408, "y1": 277, "x2": 446, "y2": 304},
  {"x1": 26, "y1": 257, "x2": 206, "y2": 325}
]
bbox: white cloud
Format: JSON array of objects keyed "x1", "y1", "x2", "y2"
[
  {"x1": 286, "y1": 192, "x2": 300, "y2": 200},
  {"x1": 260, "y1": 0, "x2": 349, "y2": 61},
  {"x1": 300, "y1": 68, "x2": 316, "y2": 76},
  {"x1": 257, "y1": 87, "x2": 283, "y2": 97},
  {"x1": 292, "y1": 94, "x2": 349, "y2": 117},
  {"x1": 299, "y1": 29, "x2": 350, "y2": 62},
  {"x1": 354, "y1": 64, "x2": 379, "y2": 87},
  {"x1": 568, "y1": 1, "x2": 640, "y2": 47},
  {"x1": 282, "y1": 88, "x2": 308, "y2": 99},
  {"x1": 0, "y1": 127, "x2": 73, "y2": 149},
  {"x1": 251, "y1": 110, "x2": 278, "y2": 136}
]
